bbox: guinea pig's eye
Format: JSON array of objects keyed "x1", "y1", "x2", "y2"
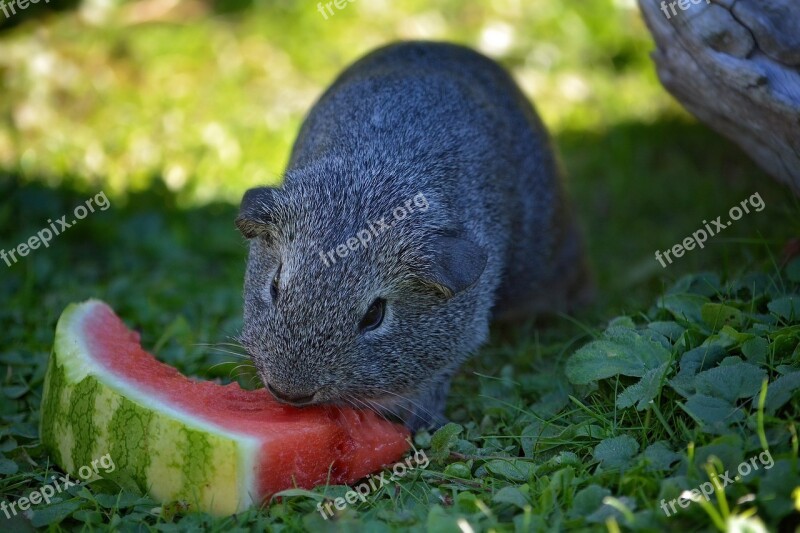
[
  {"x1": 359, "y1": 298, "x2": 386, "y2": 333},
  {"x1": 270, "y1": 263, "x2": 281, "y2": 301}
]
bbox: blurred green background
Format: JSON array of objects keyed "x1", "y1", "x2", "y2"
[
  {"x1": 3, "y1": 0, "x2": 669, "y2": 204},
  {"x1": 1, "y1": 0, "x2": 796, "y2": 316}
]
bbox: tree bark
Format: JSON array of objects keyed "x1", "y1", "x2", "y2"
[{"x1": 638, "y1": 0, "x2": 800, "y2": 194}]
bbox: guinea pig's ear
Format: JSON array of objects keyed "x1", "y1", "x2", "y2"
[
  {"x1": 236, "y1": 187, "x2": 278, "y2": 239},
  {"x1": 418, "y1": 235, "x2": 488, "y2": 299}
]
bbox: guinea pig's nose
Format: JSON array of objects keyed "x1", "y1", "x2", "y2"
[{"x1": 266, "y1": 382, "x2": 317, "y2": 406}]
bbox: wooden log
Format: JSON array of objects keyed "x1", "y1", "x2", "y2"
[{"x1": 638, "y1": 0, "x2": 800, "y2": 194}]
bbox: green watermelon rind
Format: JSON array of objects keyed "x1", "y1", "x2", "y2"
[{"x1": 40, "y1": 300, "x2": 260, "y2": 515}]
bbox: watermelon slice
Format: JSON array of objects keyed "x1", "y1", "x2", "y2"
[{"x1": 40, "y1": 300, "x2": 410, "y2": 515}]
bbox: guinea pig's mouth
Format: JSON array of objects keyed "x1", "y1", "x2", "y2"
[
  {"x1": 263, "y1": 384, "x2": 424, "y2": 428},
  {"x1": 265, "y1": 381, "x2": 320, "y2": 406},
  {"x1": 255, "y1": 366, "x2": 419, "y2": 425},
  {"x1": 265, "y1": 386, "x2": 404, "y2": 424}
]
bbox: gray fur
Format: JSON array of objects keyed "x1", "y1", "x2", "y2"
[{"x1": 237, "y1": 41, "x2": 591, "y2": 431}]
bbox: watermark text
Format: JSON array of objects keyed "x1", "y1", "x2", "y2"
[
  {"x1": 660, "y1": 0, "x2": 710, "y2": 20},
  {"x1": 1, "y1": 453, "x2": 115, "y2": 519},
  {"x1": 660, "y1": 450, "x2": 773, "y2": 517},
  {"x1": 317, "y1": 448, "x2": 429, "y2": 519},
  {"x1": 319, "y1": 192, "x2": 429, "y2": 268},
  {"x1": 317, "y1": 0, "x2": 355, "y2": 20},
  {"x1": 1, "y1": 190, "x2": 111, "y2": 268},
  {"x1": 0, "y1": 0, "x2": 50, "y2": 21},
  {"x1": 654, "y1": 192, "x2": 764, "y2": 268}
]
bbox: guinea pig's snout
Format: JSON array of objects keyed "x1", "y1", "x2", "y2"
[{"x1": 266, "y1": 382, "x2": 318, "y2": 406}]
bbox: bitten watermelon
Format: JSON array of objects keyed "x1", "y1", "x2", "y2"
[{"x1": 40, "y1": 300, "x2": 410, "y2": 515}]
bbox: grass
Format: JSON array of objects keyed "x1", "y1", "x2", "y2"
[{"x1": 1, "y1": 0, "x2": 800, "y2": 531}]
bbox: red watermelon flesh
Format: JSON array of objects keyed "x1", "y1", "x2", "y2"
[{"x1": 40, "y1": 300, "x2": 411, "y2": 515}]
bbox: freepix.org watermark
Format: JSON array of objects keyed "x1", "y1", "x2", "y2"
[
  {"x1": 1, "y1": 191, "x2": 111, "y2": 268},
  {"x1": 1, "y1": 453, "x2": 115, "y2": 519},
  {"x1": 654, "y1": 192, "x2": 765, "y2": 269},
  {"x1": 316, "y1": 0, "x2": 354, "y2": 20},
  {"x1": 317, "y1": 448, "x2": 429, "y2": 519},
  {"x1": 660, "y1": 450, "x2": 774, "y2": 517},
  {"x1": 319, "y1": 192, "x2": 429, "y2": 268},
  {"x1": 0, "y1": 0, "x2": 49, "y2": 21},
  {"x1": 659, "y1": 0, "x2": 710, "y2": 20}
]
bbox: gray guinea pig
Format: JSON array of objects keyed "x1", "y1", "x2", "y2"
[{"x1": 236, "y1": 41, "x2": 591, "y2": 431}]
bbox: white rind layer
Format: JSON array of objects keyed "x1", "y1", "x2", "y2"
[{"x1": 55, "y1": 300, "x2": 261, "y2": 512}]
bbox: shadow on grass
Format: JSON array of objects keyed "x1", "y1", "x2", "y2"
[
  {"x1": 0, "y1": 174, "x2": 251, "y2": 383},
  {"x1": 457, "y1": 116, "x2": 797, "y2": 423},
  {"x1": 3, "y1": 115, "x2": 797, "y2": 380},
  {"x1": 557, "y1": 115, "x2": 798, "y2": 316},
  {"x1": 0, "y1": 111, "x2": 798, "y2": 529}
]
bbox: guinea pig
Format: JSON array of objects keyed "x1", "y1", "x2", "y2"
[{"x1": 236, "y1": 41, "x2": 591, "y2": 431}]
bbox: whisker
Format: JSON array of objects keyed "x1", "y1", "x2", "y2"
[
  {"x1": 228, "y1": 363, "x2": 256, "y2": 377},
  {"x1": 375, "y1": 387, "x2": 437, "y2": 425},
  {"x1": 351, "y1": 394, "x2": 402, "y2": 426},
  {"x1": 207, "y1": 361, "x2": 239, "y2": 372},
  {"x1": 333, "y1": 403, "x2": 350, "y2": 425},
  {"x1": 201, "y1": 347, "x2": 251, "y2": 360},
  {"x1": 194, "y1": 341, "x2": 246, "y2": 349},
  {"x1": 248, "y1": 374, "x2": 263, "y2": 389}
]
